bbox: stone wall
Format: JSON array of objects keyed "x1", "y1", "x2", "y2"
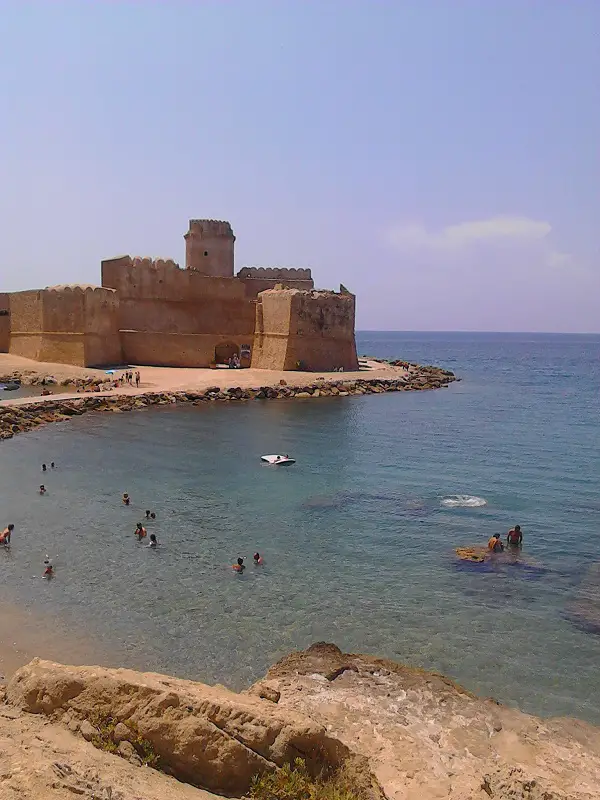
[
  {"x1": 101, "y1": 256, "x2": 255, "y2": 366},
  {"x1": 0, "y1": 293, "x2": 10, "y2": 352},
  {"x1": 9, "y1": 286, "x2": 121, "y2": 367},
  {"x1": 251, "y1": 287, "x2": 359, "y2": 372}
]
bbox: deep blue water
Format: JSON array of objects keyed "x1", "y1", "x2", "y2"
[{"x1": 0, "y1": 332, "x2": 599, "y2": 722}]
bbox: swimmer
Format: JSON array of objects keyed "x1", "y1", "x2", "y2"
[
  {"x1": 148, "y1": 533, "x2": 158, "y2": 548},
  {"x1": 253, "y1": 552, "x2": 263, "y2": 565},
  {"x1": 42, "y1": 463, "x2": 47, "y2": 472},
  {"x1": 0, "y1": 524, "x2": 14, "y2": 545},
  {"x1": 43, "y1": 557, "x2": 54, "y2": 578},
  {"x1": 122, "y1": 493, "x2": 130, "y2": 506},
  {"x1": 487, "y1": 532, "x2": 504, "y2": 553},
  {"x1": 507, "y1": 525, "x2": 523, "y2": 547},
  {"x1": 150, "y1": 512, "x2": 156, "y2": 520},
  {"x1": 232, "y1": 557, "x2": 245, "y2": 573},
  {"x1": 39, "y1": 484, "x2": 46, "y2": 495},
  {"x1": 145, "y1": 510, "x2": 151, "y2": 519},
  {"x1": 135, "y1": 522, "x2": 147, "y2": 540},
  {"x1": 51, "y1": 462, "x2": 55, "y2": 469}
]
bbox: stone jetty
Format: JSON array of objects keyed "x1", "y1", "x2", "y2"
[{"x1": 0, "y1": 364, "x2": 456, "y2": 441}]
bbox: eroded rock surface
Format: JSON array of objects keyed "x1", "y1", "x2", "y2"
[
  {"x1": 255, "y1": 643, "x2": 600, "y2": 800},
  {"x1": 6, "y1": 658, "x2": 347, "y2": 796}
]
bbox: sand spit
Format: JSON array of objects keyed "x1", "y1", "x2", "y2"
[{"x1": 0, "y1": 361, "x2": 456, "y2": 440}]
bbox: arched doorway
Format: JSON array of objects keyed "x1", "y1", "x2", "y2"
[{"x1": 214, "y1": 341, "x2": 240, "y2": 365}]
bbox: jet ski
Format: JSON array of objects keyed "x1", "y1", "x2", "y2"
[{"x1": 260, "y1": 454, "x2": 296, "y2": 465}]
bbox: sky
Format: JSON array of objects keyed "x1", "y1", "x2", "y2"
[{"x1": 0, "y1": 1, "x2": 598, "y2": 332}]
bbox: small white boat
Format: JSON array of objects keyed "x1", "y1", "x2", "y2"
[{"x1": 261, "y1": 454, "x2": 296, "y2": 465}]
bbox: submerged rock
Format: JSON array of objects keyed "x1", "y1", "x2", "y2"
[{"x1": 565, "y1": 561, "x2": 600, "y2": 635}]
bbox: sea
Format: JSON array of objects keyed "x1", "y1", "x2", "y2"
[{"x1": 0, "y1": 331, "x2": 599, "y2": 723}]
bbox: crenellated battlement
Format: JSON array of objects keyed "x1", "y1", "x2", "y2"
[
  {"x1": 186, "y1": 219, "x2": 235, "y2": 239},
  {"x1": 237, "y1": 267, "x2": 312, "y2": 281},
  {"x1": 45, "y1": 284, "x2": 118, "y2": 298},
  {"x1": 130, "y1": 257, "x2": 180, "y2": 270}
]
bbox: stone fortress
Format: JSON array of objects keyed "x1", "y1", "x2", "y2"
[{"x1": 0, "y1": 220, "x2": 358, "y2": 371}]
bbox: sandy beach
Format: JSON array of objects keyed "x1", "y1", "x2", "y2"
[{"x1": 0, "y1": 352, "x2": 411, "y2": 406}]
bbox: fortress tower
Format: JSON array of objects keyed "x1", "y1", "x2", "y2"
[{"x1": 184, "y1": 219, "x2": 235, "y2": 277}]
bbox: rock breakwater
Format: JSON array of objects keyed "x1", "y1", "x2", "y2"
[{"x1": 0, "y1": 365, "x2": 456, "y2": 441}]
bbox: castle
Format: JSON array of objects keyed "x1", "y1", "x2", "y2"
[{"x1": 0, "y1": 220, "x2": 358, "y2": 372}]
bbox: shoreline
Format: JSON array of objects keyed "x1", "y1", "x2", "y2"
[{"x1": 0, "y1": 357, "x2": 456, "y2": 440}]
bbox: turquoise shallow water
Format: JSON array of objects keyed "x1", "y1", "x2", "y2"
[{"x1": 0, "y1": 332, "x2": 599, "y2": 722}]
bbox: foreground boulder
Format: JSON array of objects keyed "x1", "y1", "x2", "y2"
[{"x1": 6, "y1": 658, "x2": 349, "y2": 796}]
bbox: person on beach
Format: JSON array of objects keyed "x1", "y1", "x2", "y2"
[
  {"x1": 232, "y1": 557, "x2": 245, "y2": 573},
  {"x1": 135, "y1": 522, "x2": 147, "y2": 540},
  {"x1": 122, "y1": 493, "x2": 130, "y2": 506},
  {"x1": 39, "y1": 485, "x2": 46, "y2": 495},
  {"x1": 135, "y1": 370, "x2": 140, "y2": 388},
  {"x1": 0, "y1": 524, "x2": 14, "y2": 545},
  {"x1": 507, "y1": 525, "x2": 523, "y2": 547},
  {"x1": 148, "y1": 533, "x2": 158, "y2": 548},
  {"x1": 253, "y1": 552, "x2": 263, "y2": 565},
  {"x1": 488, "y1": 533, "x2": 504, "y2": 552}
]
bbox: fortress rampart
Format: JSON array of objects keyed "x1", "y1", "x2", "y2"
[
  {"x1": 5, "y1": 219, "x2": 357, "y2": 370},
  {"x1": 251, "y1": 287, "x2": 358, "y2": 372},
  {"x1": 237, "y1": 267, "x2": 312, "y2": 280},
  {"x1": 9, "y1": 285, "x2": 121, "y2": 367}
]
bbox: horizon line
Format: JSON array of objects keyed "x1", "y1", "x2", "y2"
[{"x1": 356, "y1": 329, "x2": 600, "y2": 336}]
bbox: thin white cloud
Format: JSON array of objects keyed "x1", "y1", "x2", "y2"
[
  {"x1": 385, "y1": 215, "x2": 576, "y2": 272},
  {"x1": 386, "y1": 215, "x2": 551, "y2": 250}
]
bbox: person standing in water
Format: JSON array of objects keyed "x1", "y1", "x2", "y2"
[
  {"x1": 42, "y1": 463, "x2": 47, "y2": 472},
  {"x1": 507, "y1": 525, "x2": 523, "y2": 547},
  {"x1": 135, "y1": 522, "x2": 147, "y2": 540},
  {"x1": 148, "y1": 533, "x2": 158, "y2": 548},
  {"x1": 122, "y1": 493, "x2": 130, "y2": 506},
  {"x1": 43, "y1": 557, "x2": 54, "y2": 578},
  {"x1": 232, "y1": 557, "x2": 245, "y2": 573},
  {"x1": 0, "y1": 524, "x2": 14, "y2": 545},
  {"x1": 39, "y1": 485, "x2": 46, "y2": 495},
  {"x1": 253, "y1": 552, "x2": 263, "y2": 565},
  {"x1": 487, "y1": 533, "x2": 504, "y2": 552}
]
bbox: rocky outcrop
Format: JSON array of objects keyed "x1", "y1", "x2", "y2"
[
  {"x1": 0, "y1": 701, "x2": 219, "y2": 800},
  {"x1": 6, "y1": 658, "x2": 348, "y2": 796},
  {"x1": 0, "y1": 365, "x2": 456, "y2": 440},
  {"x1": 3, "y1": 645, "x2": 600, "y2": 800},
  {"x1": 255, "y1": 643, "x2": 600, "y2": 800}
]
